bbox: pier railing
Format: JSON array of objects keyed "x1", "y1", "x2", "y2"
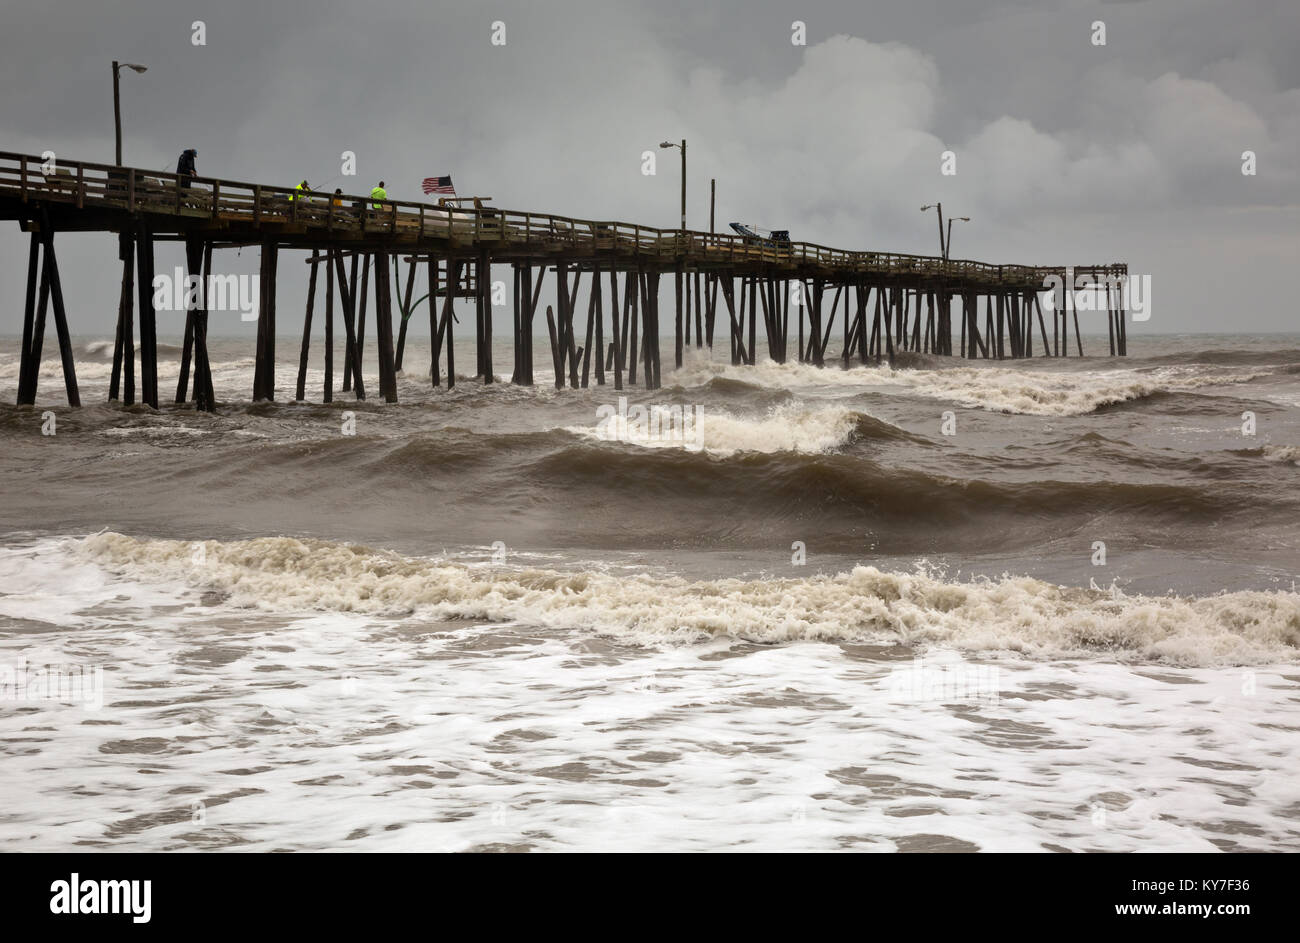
[{"x1": 0, "y1": 150, "x2": 1123, "y2": 287}]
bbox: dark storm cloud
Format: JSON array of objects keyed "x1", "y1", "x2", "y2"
[{"x1": 0, "y1": 0, "x2": 1296, "y2": 335}]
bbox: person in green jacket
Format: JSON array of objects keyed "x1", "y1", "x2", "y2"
[
  {"x1": 290, "y1": 179, "x2": 310, "y2": 202},
  {"x1": 370, "y1": 181, "x2": 388, "y2": 209}
]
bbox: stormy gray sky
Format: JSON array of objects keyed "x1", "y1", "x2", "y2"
[{"x1": 1, "y1": 0, "x2": 1296, "y2": 337}]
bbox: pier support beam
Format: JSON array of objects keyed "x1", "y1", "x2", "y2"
[
  {"x1": 296, "y1": 251, "x2": 320, "y2": 402},
  {"x1": 324, "y1": 249, "x2": 335, "y2": 402},
  {"x1": 252, "y1": 236, "x2": 278, "y2": 401},
  {"x1": 109, "y1": 232, "x2": 135, "y2": 404},
  {"x1": 674, "y1": 264, "x2": 684, "y2": 369},
  {"x1": 374, "y1": 247, "x2": 399, "y2": 402},
  {"x1": 477, "y1": 249, "x2": 493, "y2": 383},
  {"x1": 182, "y1": 236, "x2": 215, "y2": 410},
  {"x1": 136, "y1": 225, "x2": 159, "y2": 408},
  {"x1": 330, "y1": 248, "x2": 365, "y2": 400},
  {"x1": 394, "y1": 256, "x2": 417, "y2": 372},
  {"x1": 16, "y1": 217, "x2": 80, "y2": 407},
  {"x1": 343, "y1": 253, "x2": 366, "y2": 392},
  {"x1": 638, "y1": 268, "x2": 661, "y2": 389},
  {"x1": 16, "y1": 231, "x2": 42, "y2": 406},
  {"x1": 433, "y1": 259, "x2": 458, "y2": 389},
  {"x1": 593, "y1": 264, "x2": 605, "y2": 386}
]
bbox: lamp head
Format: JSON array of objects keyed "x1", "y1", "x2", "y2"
[
  {"x1": 122, "y1": 63, "x2": 148, "y2": 73},
  {"x1": 659, "y1": 141, "x2": 674, "y2": 149}
]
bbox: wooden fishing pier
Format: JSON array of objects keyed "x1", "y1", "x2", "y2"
[{"x1": 0, "y1": 150, "x2": 1129, "y2": 409}]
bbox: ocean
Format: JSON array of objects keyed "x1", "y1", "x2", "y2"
[{"x1": 1, "y1": 332, "x2": 1298, "y2": 851}]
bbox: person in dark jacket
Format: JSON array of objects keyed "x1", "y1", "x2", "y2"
[{"x1": 177, "y1": 148, "x2": 197, "y2": 187}]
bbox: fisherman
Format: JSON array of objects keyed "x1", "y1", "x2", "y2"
[
  {"x1": 177, "y1": 148, "x2": 197, "y2": 188},
  {"x1": 290, "y1": 179, "x2": 311, "y2": 202},
  {"x1": 332, "y1": 188, "x2": 344, "y2": 207},
  {"x1": 370, "y1": 180, "x2": 388, "y2": 210}
]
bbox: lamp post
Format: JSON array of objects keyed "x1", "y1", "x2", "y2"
[
  {"x1": 947, "y1": 217, "x2": 970, "y2": 260},
  {"x1": 659, "y1": 139, "x2": 686, "y2": 231},
  {"x1": 113, "y1": 60, "x2": 148, "y2": 166},
  {"x1": 921, "y1": 203, "x2": 946, "y2": 259}
]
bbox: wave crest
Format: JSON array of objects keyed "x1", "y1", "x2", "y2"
[{"x1": 73, "y1": 533, "x2": 1300, "y2": 665}]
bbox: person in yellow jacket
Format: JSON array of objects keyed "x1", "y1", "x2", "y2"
[
  {"x1": 370, "y1": 181, "x2": 388, "y2": 209},
  {"x1": 290, "y1": 179, "x2": 310, "y2": 202}
]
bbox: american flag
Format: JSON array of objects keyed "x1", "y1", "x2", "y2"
[{"x1": 422, "y1": 175, "x2": 455, "y2": 195}]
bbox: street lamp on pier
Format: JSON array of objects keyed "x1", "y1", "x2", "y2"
[
  {"x1": 659, "y1": 139, "x2": 686, "y2": 232},
  {"x1": 112, "y1": 60, "x2": 148, "y2": 166}
]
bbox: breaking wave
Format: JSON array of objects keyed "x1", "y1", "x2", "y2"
[
  {"x1": 564, "y1": 404, "x2": 913, "y2": 456},
  {"x1": 68, "y1": 533, "x2": 1300, "y2": 666}
]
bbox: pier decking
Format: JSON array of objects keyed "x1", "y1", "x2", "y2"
[{"x1": 0, "y1": 150, "x2": 1129, "y2": 409}]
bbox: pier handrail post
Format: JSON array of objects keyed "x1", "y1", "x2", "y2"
[
  {"x1": 390, "y1": 200, "x2": 396, "y2": 233},
  {"x1": 76, "y1": 162, "x2": 84, "y2": 209},
  {"x1": 211, "y1": 181, "x2": 220, "y2": 219},
  {"x1": 19, "y1": 154, "x2": 27, "y2": 201},
  {"x1": 419, "y1": 204, "x2": 424, "y2": 238},
  {"x1": 253, "y1": 185, "x2": 261, "y2": 224},
  {"x1": 127, "y1": 168, "x2": 135, "y2": 211}
]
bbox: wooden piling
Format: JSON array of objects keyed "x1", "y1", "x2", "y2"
[
  {"x1": 1119, "y1": 279, "x2": 1128, "y2": 356},
  {"x1": 182, "y1": 236, "x2": 214, "y2": 411},
  {"x1": 433, "y1": 259, "x2": 458, "y2": 389},
  {"x1": 564, "y1": 266, "x2": 581, "y2": 389},
  {"x1": 16, "y1": 231, "x2": 40, "y2": 405},
  {"x1": 295, "y1": 251, "x2": 320, "y2": 401},
  {"x1": 610, "y1": 266, "x2": 623, "y2": 391},
  {"x1": 136, "y1": 225, "x2": 159, "y2": 408},
  {"x1": 47, "y1": 245, "x2": 80, "y2": 406},
  {"x1": 581, "y1": 272, "x2": 597, "y2": 388},
  {"x1": 177, "y1": 288, "x2": 196, "y2": 404},
  {"x1": 330, "y1": 248, "x2": 365, "y2": 400},
  {"x1": 523, "y1": 262, "x2": 541, "y2": 386},
  {"x1": 746, "y1": 274, "x2": 757, "y2": 367},
  {"x1": 674, "y1": 264, "x2": 683, "y2": 368},
  {"x1": 394, "y1": 256, "x2": 417, "y2": 372},
  {"x1": 648, "y1": 269, "x2": 662, "y2": 389},
  {"x1": 342, "y1": 253, "x2": 363, "y2": 392},
  {"x1": 479, "y1": 249, "x2": 493, "y2": 383},
  {"x1": 626, "y1": 269, "x2": 639, "y2": 385},
  {"x1": 694, "y1": 270, "x2": 703, "y2": 349},
  {"x1": 705, "y1": 275, "x2": 718, "y2": 349},
  {"x1": 109, "y1": 236, "x2": 126, "y2": 402},
  {"x1": 1071, "y1": 278, "x2": 1084, "y2": 356},
  {"x1": 116, "y1": 233, "x2": 136, "y2": 404},
  {"x1": 594, "y1": 265, "x2": 605, "y2": 386},
  {"x1": 552, "y1": 262, "x2": 569, "y2": 388},
  {"x1": 374, "y1": 247, "x2": 399, "y2": 403},
  {"x1": 324, "y1": 249, "x2": 335, "y2": 402},
  {"x1": 22, "y1": 216, "x2": 81, "y2": 407}
]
